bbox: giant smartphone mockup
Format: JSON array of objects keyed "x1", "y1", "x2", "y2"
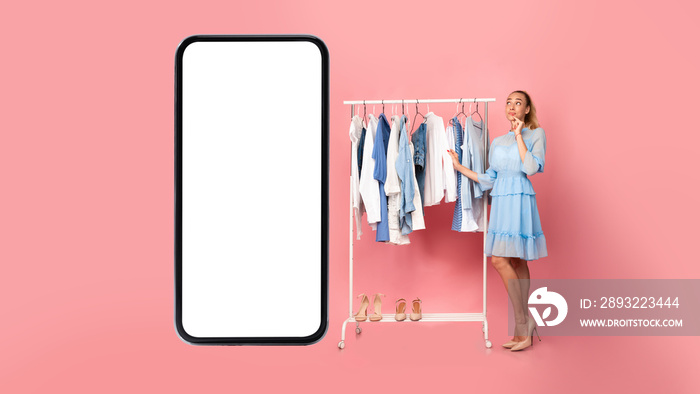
[{"x1": 175, "y1": 35, "x2": 329, "y2": 345}]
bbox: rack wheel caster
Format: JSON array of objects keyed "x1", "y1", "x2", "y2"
[
  {"x1": 338, "y1": 341, "x2": 345, "y2": 349},
  {"x1": 355, "y1": 327, "x2": 362, "y2": 334},
  {"x1": 485, "y1": 340, "x2": 492, "y2": 348}
]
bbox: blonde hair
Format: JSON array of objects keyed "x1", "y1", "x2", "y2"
[{"x1": 511, "y1": 90, "x2": 540, "y2": 129}]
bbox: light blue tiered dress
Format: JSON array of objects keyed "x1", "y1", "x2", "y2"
[{"x1": 477, "y1": 127, "x2": 548, "y2": 261}]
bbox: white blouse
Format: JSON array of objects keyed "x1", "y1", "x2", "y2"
[
  {"x1": 358, "y1": 115, "x2": 381, "y2": 229},
  {"x1": 349, "y1": 115, "x2": 366, "y2": 239},
  {"x1": 422, "y1": 112, "x2": 457, "y2": 206}
]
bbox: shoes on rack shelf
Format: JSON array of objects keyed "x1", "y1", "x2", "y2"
[
  {"x1": 511, "y1": 316, "x2": 542, "y2": 351},
  {"x1": 409, "y1": 298, "x2": 422, "y2": 321},
  {"x1": 395, "y1": 298, "x2": 407, "y2": 321},
  {"x1": 354, "y1": 293, "x2": 370, "y2": 322},
  {"x1": 369, "y1": 293, "x2": 385, "y2": 321}
]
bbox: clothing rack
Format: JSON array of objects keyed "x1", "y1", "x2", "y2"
[{"x1": 339, "y1": 97, "x2": 496, "y2": 349}]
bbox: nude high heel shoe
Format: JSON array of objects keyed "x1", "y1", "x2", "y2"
[
  {"x1": 502, "y1": 325, "x2": 522, "y2": 348},
  {"x1": 395, "y1": 298, "x2": 407, "y2": 321},
  {"x1": 369, "y1": 293, "x2": 385, "y2": 321},
  {"x1": 511, "y1": 316, "x2": 542, "y2": 351},
  {"x1": 354, "y1": 293, "x2": 370, "y2": 322},
  {"x1": 409, "y1": 298, "x2": 422, "y2": 321},
  {"x1": 502, "y1": 339, "x2": 519, "y2": 349}
]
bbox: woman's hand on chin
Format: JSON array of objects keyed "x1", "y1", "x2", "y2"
[{"x1": 511, "y1": 116, "x2": 524, "y2": 135}]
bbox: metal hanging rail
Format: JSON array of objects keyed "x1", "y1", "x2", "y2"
[
  {"x1": 343, "y1": 98, "x2": 496, "y2": 104},
  {"x1": 339, "y1": 97, "x2": 495, "y2": 349}
]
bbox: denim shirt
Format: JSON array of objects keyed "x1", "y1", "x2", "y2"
[
  {"x1": 411, "y1": 122, "x2": 427, "y2": 207},
  {"x1": 372, "y1": 114, "x2": 391, "y2": 242},
  {"x1": 412, "y1": 122, "x2": 426, "y2": 169}
]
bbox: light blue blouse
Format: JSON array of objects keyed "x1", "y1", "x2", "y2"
[
  {"x1": 477, "y1": 127, "x2": 546, "y2": 191},
  {"x1": 396, "y1": 115, "x2": 416, "y2": 235}
]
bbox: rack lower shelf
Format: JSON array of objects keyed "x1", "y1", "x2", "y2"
[
  {"x1": 349, "y1": 312, "x2": 486, "y2": 323},
  {"x1": 338, "y1": 313, "x2": 492, "y2": 349}
]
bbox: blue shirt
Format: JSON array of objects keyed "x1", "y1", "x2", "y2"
[
  {"x1": 411, "y1": 122, "x2": 427, "y2": 207},
  {"x1": 373, "y1": 114, "x2": 391, "y2": 242}
]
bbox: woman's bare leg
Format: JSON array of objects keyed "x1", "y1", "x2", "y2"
[
  {"x1": 511, "y1": 258, "x2": 531, "y2": 341},
  {"x1": 491, "y1": 256, "x2": 528, "y2": 341}
]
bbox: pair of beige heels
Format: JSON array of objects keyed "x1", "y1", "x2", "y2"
[
  {"x1": 394, "y1": 298, "x2": 422, "y2": 321},
  {"x1": 354, "y1": 293, "x2": 384, "y2": 322},
  {"x1": 354, "y1": 294, "x2": 422, "y2": 322}
]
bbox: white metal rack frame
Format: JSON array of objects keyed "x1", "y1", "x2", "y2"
[{"x1": 338, "y1": 98, "x2": 496, "y2": 349}]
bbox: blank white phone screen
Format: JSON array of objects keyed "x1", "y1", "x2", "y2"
[{"x1": 177, "y1": 37, "x2": 326, "y2": 342}]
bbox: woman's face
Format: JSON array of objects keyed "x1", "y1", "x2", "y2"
[{"x1": 505, "y1": 92, "x2": 530, "y2": 122}]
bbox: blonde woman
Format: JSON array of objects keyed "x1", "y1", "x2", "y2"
[{"x1": 448, "y1": 90, "x2": 547, "y2": 351}]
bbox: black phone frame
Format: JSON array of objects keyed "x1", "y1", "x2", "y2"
[{"x1": 174, "y1": 35, "x2": 329, "y2": 345}]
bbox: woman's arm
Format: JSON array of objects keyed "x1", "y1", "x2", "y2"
[
  {"x1": 512, "y1": 118, "x2": 546, "y2": 176},
  {"x1": 515, "y1": 134, "x2": 528, "y2": 162},
  {"x1": 447, "y1": 149, "x2": 480, "y2": 183},
  {"x1": 512, "y1": 117, "x2": 528, "y2": 163}
]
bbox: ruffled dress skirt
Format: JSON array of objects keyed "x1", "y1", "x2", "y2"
[{"x1": 484, "y1": 170, "x2": 547, "y2": 261}]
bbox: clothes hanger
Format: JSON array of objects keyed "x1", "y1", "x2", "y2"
[
  {"x1": 404, "y1": 100, "x2": 411, "y2": 130},
  {"x1": 363, "y1": 100, "x2": 367, "y2": 125},
  {"x1": 470, "y1": 98, "x2": 483, "y2": 124},
  {"x1": 402, "y1": 100, "x2": 407, "y2": 122},
  {"x1": 453, "y1": 98, "x2": 468, "y2": 126},
  {"x1": 411, "y1": 100, "x2": 425, "y2": 135},
  {"x1": 402, "y1": 100, "x2": 410, "y2": 130}
]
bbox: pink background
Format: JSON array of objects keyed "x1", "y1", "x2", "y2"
[{"x1": 2, "y1": 0, "x2": 699, "y2": 392}]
